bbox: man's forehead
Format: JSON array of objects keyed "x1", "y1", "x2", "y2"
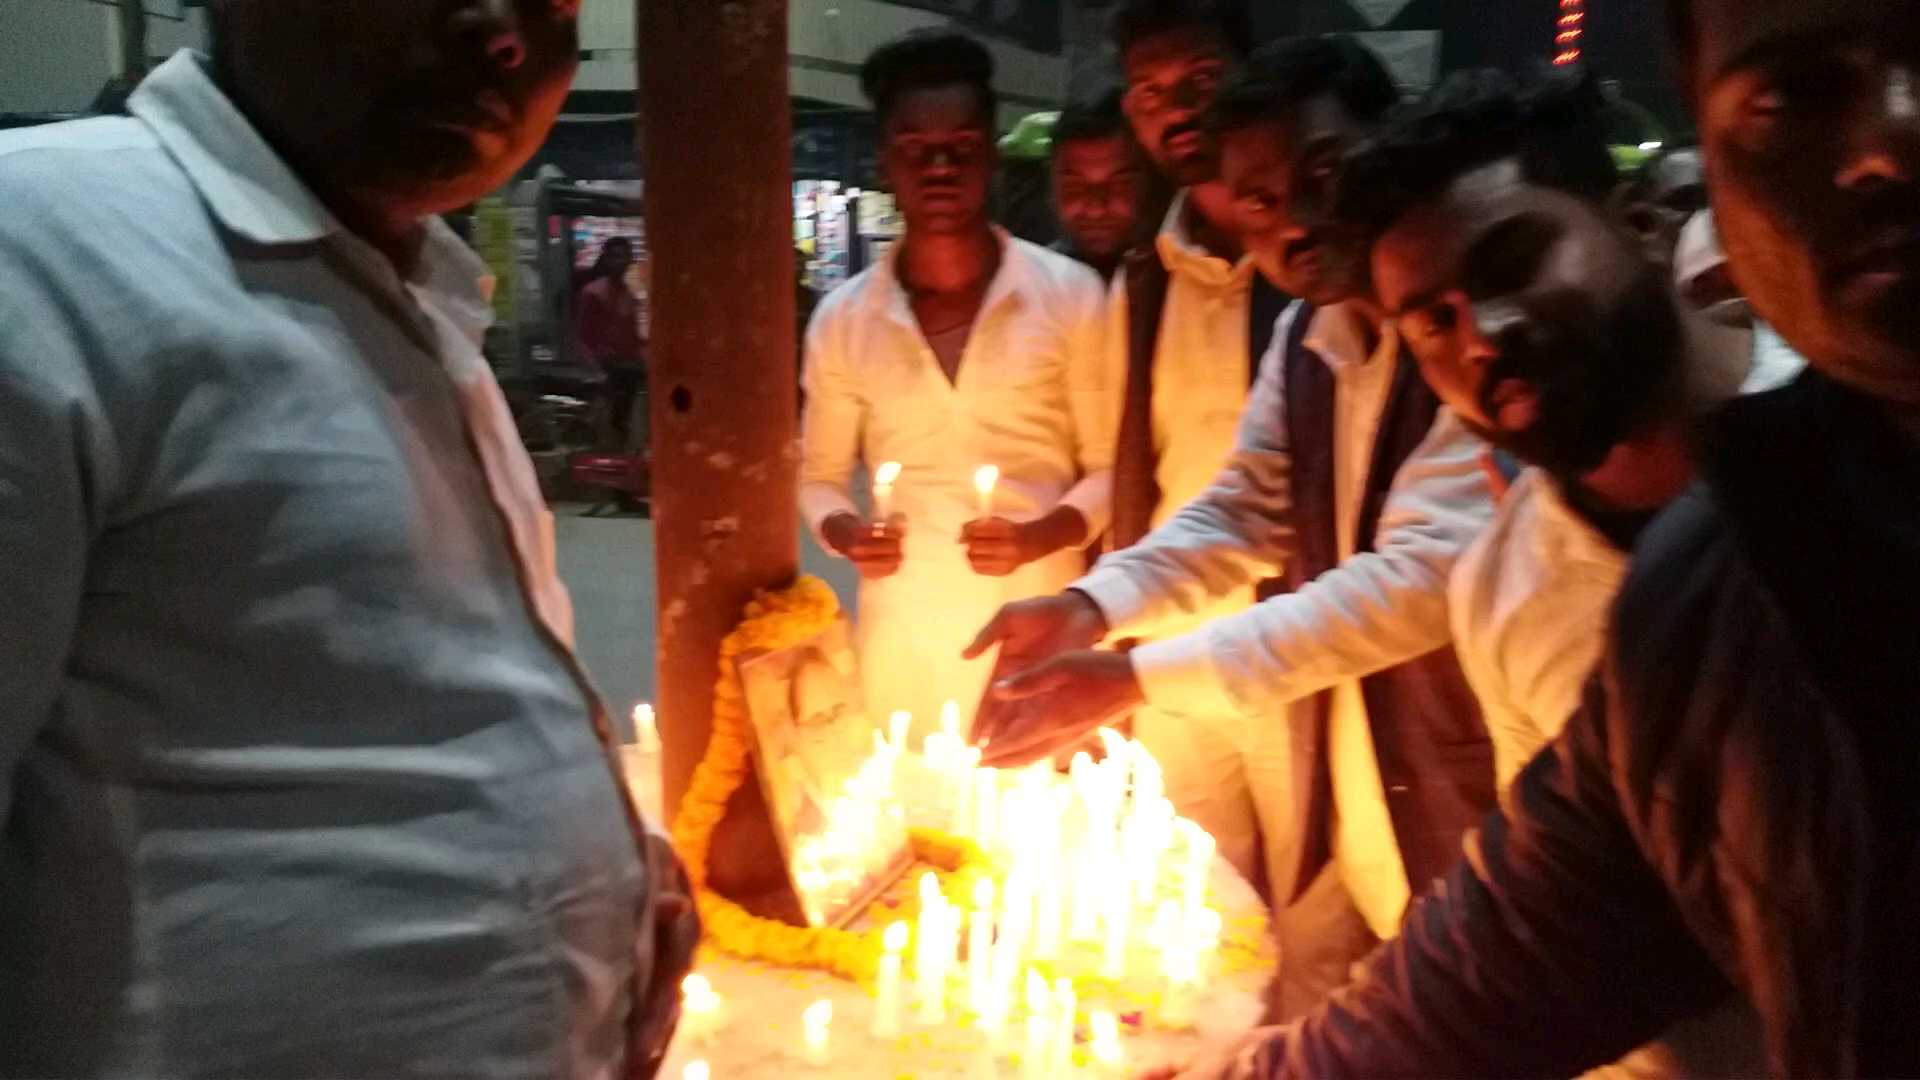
[
  {"x1": 1124, "y1": 27, "x2": 1229, "y2": 77},
  {"x1": 887, "y1": 85, "x2": 989, "y2": 133},
  {"x1": 1694, "y1": 0, "x2": 1892, "y2": 80}
]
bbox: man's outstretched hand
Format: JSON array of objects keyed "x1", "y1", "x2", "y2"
[
  {"x1": 1135, "y1": 1025, "x2": 1289, "y2": 1080},
  {"x1": 964, "y1": 591, "x2": 1113, "y2": 758},
  {"x1": 971, "y1": 650, "x2": 1146, "y2": 767}
]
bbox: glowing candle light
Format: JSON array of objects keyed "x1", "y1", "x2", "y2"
[
  {"x1": 632, "y1": 703, "x2": 661, "y2": 755},
  {"x1": 874, "y1": 920, "x2": 908, "y2": 1039},
  {"x1": 972, "y1": 767, "x2": 999, "y2": 845},
  {"x1": 941, "y1": 699, "x2": 962, "y2": 739},
  {"x1": 872, "y1": 460, "x2": 902, "y2": 528},
  {"x1": 1101, "y1": 880, "x2": 1132, "y2": 980},
  {"x1": 890, "y1": 710, "x2": 912, "y2": 752},
  {"x1": 680, "y1": 973, "x2": 722, "y2": 1045},
  {"x1": 1180, "y1": 819, "x2": 1215, "y2": 919},
  {"x1": 683, "y1": 1061, "x2": 711, "y2": 1080},
  {"x1": 966, "y1": 877, "x2": 996, "y2": 1015},
  {"x1": 974, "y1": 464, "x2": 999, "y2": 519},
  {"x1": 802, "y1": 998, "x2": 833, "y2": 1066}
]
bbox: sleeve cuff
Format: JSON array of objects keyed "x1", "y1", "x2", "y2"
[
  {"x1": 1056, "y1": 470, "x2": 1113, "y2": 541},
  {"x1": 1130, "y1": 629, "x2": 1247, "y2": 720},
  {"x1": 1073, "y1": 565, "x2": 1158, "y2": 637},
  {"x1": 798, "y1": 485, "x2": 859, "y2": 553}
]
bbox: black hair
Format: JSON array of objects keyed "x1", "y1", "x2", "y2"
[
  {"x1": 1109, "y1": 0, "x2": 1253, "y2": 62},
  {"x1": 1332, "y1": 64, "x2": 1617, "y2": 235},
  {"x1": 859, "y1": 29, "x2": 998, "y2": 132},
  {"x1": 1207, "y1": 35, "x2": 1400, "y2": 137},
  {"x1": 1052, "y1": 89, "x2": 1130, "y2": 151}
]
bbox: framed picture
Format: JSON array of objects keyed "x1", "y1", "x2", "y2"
[{"x1": 738, "y1": 617, "x2": 912, "y2": 928}]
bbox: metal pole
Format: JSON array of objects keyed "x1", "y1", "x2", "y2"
[{"x1": 641, "y1": 0, "x2": 798, "y2": 906}]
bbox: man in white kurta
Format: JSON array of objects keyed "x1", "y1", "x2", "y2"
[{"x1": 799, "y1": 31, "x2": 1115, "y2": 736}]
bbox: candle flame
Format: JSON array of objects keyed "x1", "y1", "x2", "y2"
[
  {"x1": 973, "y1": 464, "x2": 999, "y2": 497},
  {"x1": 884, "y1": 920, "x2": 909, "y2": 952},
  {"x1": 1090, "y1": 1011, "x2": 1123, "y2": 1065},
  {"x1": 683, "y1": 1061, "x2": 711, "y2": 1080},
  {"x1": 940, "y1": 700, "x2": 960, "y2": 738},
  {"x1": 874, "y1": 461, "x2": 902, "y2": 487},
  {"x1": 804, "y1": 999, "x2": 833, "y2": 1028},
  {"x1": 973, "y1": 876, "x2": 995, "y2": 908},
  {"x1": 1025, "y1": 969, "x2": 1048, "y2": 1010},
  {"x1": 681, "y1": 973, "x2": 711, "y2": 999}
]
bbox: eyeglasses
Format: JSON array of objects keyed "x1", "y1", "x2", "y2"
[
  {"x1": 1125, "y1": 65, "x2": 1225, "y2": 116},
  {"x1": 887, "y1": 134, "x2": 990, "y2": 169}
]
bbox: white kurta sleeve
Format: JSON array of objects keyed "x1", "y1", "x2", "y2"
[
  {"x1": 1072, "y1": 301, "x2": 1301, "y2": 640},
  {"x1": 0, "y1": 288, "x2": 95, "y2": 828},
  {"x1": 1447, "y1": 524, "x2": 1537, "y2": 795},
  {"x1": 1130, "y1": 407, "x2": 1495, "y2": 719},
  {"x1": 797, "y1": 304, "x2": 864, "y2": 548},
  {"x1": 1054, "y1": 270, "x2": 1121, "y2": 536}
]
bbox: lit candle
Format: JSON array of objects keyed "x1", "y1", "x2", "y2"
[
  {"x1": 1021, "y1": 970, "x2": 1051, "y2": 1080},
  {"x1": 966, "y1": 877, "x2": 995, "y2": 1015},
  {"x1": 974, "y1": 464, "x2": 999, "y2": 519},
  {"x1": 1051, "y1": 977, "x2": 1077, "y2": 1079},
  {"x1": 872, "y1": 460, "x2": 902, "y2": 528},
  {"x1": 915, "y1": 874, "x2": 950, "y2": 1025},
  {"x1": 632, "y1": 703, "x2": 661, "y2": 755},
  {"x1": 941, "y1": 700, "x2": 962, "y2": 740},
  {"x1": 1180, "y1": 820, "x2": 1215, "y2": 919},
  {"x1": 972, "y1": 767, "x2": 999, "y2": 846},
  {"x1": 683, "y1": 1061, "x2": 711, "y2": 1080},
  {"x1": 802, "y1": 998, "x2": 833, "y2": 1066},
  {"x1": 874, "y1": 920, "x2": 908, "y2": 1039},
  {"x1": 1089, "y1": 1010, "x2": 1124, "y2": 1072},
  {"x1": 1101, "y1": 880, "x2": 1131, "y2": 980},
  {"x1": 680, "y1": 973, "x2": 723, "y2": 1045},
  {"x1": 890, "y1": 710, "x2": 912, "y2": 753}
]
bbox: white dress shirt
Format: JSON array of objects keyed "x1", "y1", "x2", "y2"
[
  {"x1": 0, "y1": 53, "x2": 649, "y2": 1078},
  {"x1": 799, "y1": 232, "x2": 1115, "y2": 732},
  {"x1": 1102, "y1": 193, "x2": 1267, "y2": 642},
  {"x1": 1451, "y1": 320, "x2": 1806, "y2": 793},
  {"x1": 1076, "y1": 301, "x2": 1496, "y2": 936}
]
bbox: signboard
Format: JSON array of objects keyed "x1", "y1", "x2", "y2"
[
  {"x1": 739, "y1": 619, "x2": 912, "y2": 928},
  {"x1": 1356, "y1": 30, "x2": 1443, "y2": 94}
]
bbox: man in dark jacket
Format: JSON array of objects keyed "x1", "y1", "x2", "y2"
[{"x1": 1146, "y1": 0, "x2": 1920, "y2": 1075}]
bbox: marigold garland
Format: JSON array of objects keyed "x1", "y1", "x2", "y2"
[{"x1": 670, "y1": 575, "x2": 993, "y2": 983}]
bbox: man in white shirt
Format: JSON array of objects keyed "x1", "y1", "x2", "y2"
[
  {"x1": 971, "y1": 38, "x2": 1497, "y2": 1017},
  {"x1": 799, "y1": 30, "x2": 1113, "y2": 735},
  {"x1": 0, "y1": 3, "x2": 695, "y2": 1077}
]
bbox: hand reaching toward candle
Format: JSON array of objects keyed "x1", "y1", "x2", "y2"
[
  {"x1": 963, "y1": 590, "x2": 1112, "y2": 744},
  {"x1": 971, "y1": 649, "x2": 1144, "y2": 767},
  {"x1": 822, "y1": 511, "x2": 905, "y2": 580}
]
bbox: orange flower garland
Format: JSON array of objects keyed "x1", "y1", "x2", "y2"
[{"x1": 669, "y1": 575, "x2": 992, "y2": 983}]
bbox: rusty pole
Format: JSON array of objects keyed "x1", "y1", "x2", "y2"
[{"x1": 641, "y1": 0, "x2": 798, "y2": 905}]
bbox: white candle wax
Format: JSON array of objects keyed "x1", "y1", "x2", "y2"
[
  {"x1": 1181, "y1": 821, "x2": 1215, "y2": 918},
  {"x1": 1051, "y1": 977, "x2": 1077, "y2": 1079},
  {"x1": 1021, "y1": 971, "x2": 1050, "y2": 1080},
  {"x1": 966, "y1": 877, "x2": 995, "y2": 1015},
  {"x1": 914, "y1": 875, "x2": 946, "y2": 1025},
  {"x1": 890, "y1": 710, "x2": 912, "y2": 752},
  {"x1": 973, "y1": 767, "x2": 999, "y2": 845},
  {"x1": 1101, "y1": 884, "x2": 1131, "y2": 980},
  {"x1": 802, "y1": 998, "x2": 833, "y2": 1066},
  {"x1": 874, "y1": 920, "x2": 908, "y2": 1039},
  {"x1": 1089, "y1": 1010, "x2": 1124, "y2": 1072},
  {"x1": 954, "y1": 745, "x2": 981, "y2": 835}
]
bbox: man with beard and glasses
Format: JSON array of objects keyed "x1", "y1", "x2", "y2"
[
  {"x1": 972, "y1": 37, "x2": 1498, "y2": 1018},
  {"x1": 1144, "y1": 0, "x2": 1920, "y2": 1075},
  {"x1": 0, "y1": 2, "x2": 697, "y2": 1076},
  {"x1": 1340, "y1": 68, "x2": 1799, "y2": 795},
  {"x1": 798, "y1": 30, "x2": 1113, "y2": 740},
  {"x1": 1050, "y1": 89, "x2": 1148, "y2": 281},
  {"x1": 964, "y1": 0, "x2": 1295, "y2": 898}
]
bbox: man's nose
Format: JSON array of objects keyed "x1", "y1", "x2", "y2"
[
  {"x1": 451, "y1": 0, "x2": 529, "y2": 72},
  {"x1": 1837, "y1": 64, "x2": 1920, "y2": 195},
  {"x1": 1470, "y1": 297, "x2": 1528, "y2": 363}
]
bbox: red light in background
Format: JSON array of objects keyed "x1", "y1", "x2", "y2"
[{"x1": 1554, "y1": 0, "x2": 1585, "y2": 65}]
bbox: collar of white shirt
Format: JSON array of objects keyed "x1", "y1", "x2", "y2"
[
  {"x1": 1302, "y1": 299, "x2": 1398, "y2": 374},
  {"x1": 865, "y1": 223, "x2": 1035, "y2": 327},
  {"x1": 128, "y1": 50, "x2": 496, "y2": 343},
  {"x1": 1154, "y1": 189, "x2": 1258, "y2": 288}
]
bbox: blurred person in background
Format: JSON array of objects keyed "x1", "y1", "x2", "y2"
[
  {"x1": 574, "y1": 235, "x2": 650, "y2": 447},
  {"x1": 1050, "y1": 88, "x2": 1147, "y2": 280}
]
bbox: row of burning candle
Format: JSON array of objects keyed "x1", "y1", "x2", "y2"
[{"x1": 679, "y1": 966, "x2": 1130, "y2": 1077}]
